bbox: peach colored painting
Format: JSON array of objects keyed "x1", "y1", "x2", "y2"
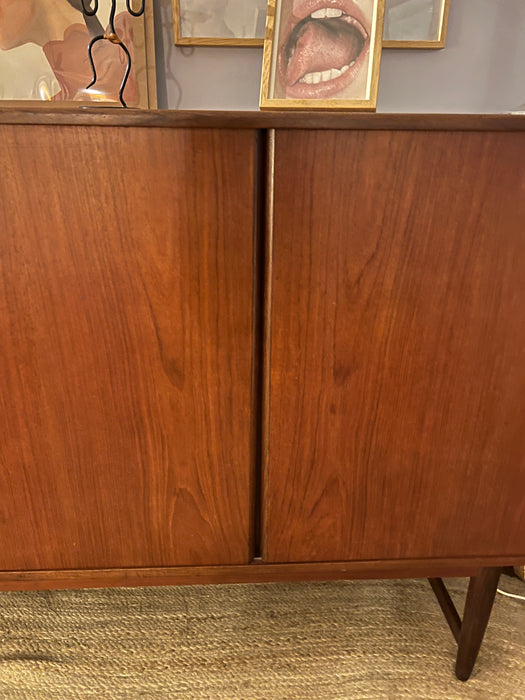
[{"x1": 0, "y1": 0, "x2": 149, "y2": 105}]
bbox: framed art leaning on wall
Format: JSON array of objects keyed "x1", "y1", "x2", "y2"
[
  {"x1": 383, "y1": 0, "x2": 450, "y2": 48},
  {"x1": 260, "y1": 0, "x2": 385, "y2": 111},
  {"x1": 173, "y1": 0, "x2": 268, "y2": 46},
  {"x1": 0, "y1": 0, "x2": 156, "y2": 108}
]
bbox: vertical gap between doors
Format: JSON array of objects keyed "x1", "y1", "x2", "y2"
[{"x1": 251, "y1": 128, "x2": 274, "y2": 561}]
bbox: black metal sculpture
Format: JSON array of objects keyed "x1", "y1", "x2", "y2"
[{"x1": 80, "y1": 0, "x2": 145, "y2": 107}]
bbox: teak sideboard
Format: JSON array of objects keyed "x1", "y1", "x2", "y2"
[{"x1": 0, "y1": 110, "x2": 524, "y2": 680}]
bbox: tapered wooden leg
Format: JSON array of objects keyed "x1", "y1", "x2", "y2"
[
  {"x1": 428, "y1": 578, "x2": 462, "y2": 642},
  {"x1": 455, "y1": 567, "x2": 501, "y2": 681}
]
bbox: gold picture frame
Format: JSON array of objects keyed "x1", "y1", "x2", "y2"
[
  {"x1": 260, "y1": 0, "x2": 385, "y2": 111},
  {"x1": 383, "y1": 0, "x2": 450, "y2": 49},
  {"x1": 173, "y1": 0, "x2": 267, "y2": 46},
  {"x1": 0, "y1": 1, "x2": 156, "y2": 108}
]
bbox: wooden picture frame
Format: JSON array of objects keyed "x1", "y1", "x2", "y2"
[
  {"x1": 172, "y1": 0, "x2": 267, "y2": 46},
  {"x1": 0, "y1": 1, "x2": 156, "y2": 108},
  {"x1": 260, "y1": 0, "x2": 385, "y2": 111},
  {"x1": 383, "y1": 0, "x2": 450, "y2": 48}
]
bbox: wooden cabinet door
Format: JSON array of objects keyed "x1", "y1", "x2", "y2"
[
  {"x1": 0, "y1": 126, "x2": 255, "y2": 571},
  {"x1": 265, "y1": 129, "x2": 525, "y2": 563}
]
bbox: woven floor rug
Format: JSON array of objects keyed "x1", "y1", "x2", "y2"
[{"x1": 0, "y1": 577, "x2": 524, "y2": 699}]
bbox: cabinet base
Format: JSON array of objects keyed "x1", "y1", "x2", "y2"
[{"x1": 0, "y1": 556, "x2": 519, "y2": 591}]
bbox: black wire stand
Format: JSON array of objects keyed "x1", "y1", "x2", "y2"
[{"x1": 81, "y1": 0, "x2": 145, "y2": 107}]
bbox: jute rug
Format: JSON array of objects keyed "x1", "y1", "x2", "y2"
[{"x1": 0, "y1": 577, "x2": 523, "y2": 699}]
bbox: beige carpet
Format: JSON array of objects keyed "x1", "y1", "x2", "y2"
[{"x1": 0, "y1": 577, "x2": 524, "y2": 699}]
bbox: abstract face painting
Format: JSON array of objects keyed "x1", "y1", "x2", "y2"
[
  {"x1": 261, "y1": 0, "x2": 385, "y2": 109},
  {"x1": 0, "y1": 0, "x2": 155, "y2": 106}
]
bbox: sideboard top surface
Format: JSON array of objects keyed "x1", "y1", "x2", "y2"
[{"x1": 0, "y1": 109, "x2": 524, "y2": 131}]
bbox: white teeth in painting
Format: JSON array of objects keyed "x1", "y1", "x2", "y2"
[
  {"x1": 311, "y1": 8, "x2": 343, "y2": 19},
  {"x1": 300, "y1": 63, "x2": 355, "y2": 84}
]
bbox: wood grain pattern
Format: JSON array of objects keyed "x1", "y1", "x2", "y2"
[
  {"x1": 0, "y1": 110, "x2": 524, "y2": 131},
  {"x1": 2, "y1": 555, "x2": 516, "y2": 591},
  {"x1": 265, "y1": 130, "x2": 525, "y2": 563},
  {"x1": 0, "y1": 125, "x2": 255, "y2": 571}
]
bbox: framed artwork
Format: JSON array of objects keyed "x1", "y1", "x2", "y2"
[
  {"x1": 0, "y1": 1, "x2": 156, "y2": 108},
  {"x1": 383, "y1": 0, "x2": 450, "y2": 48},
  {"x1": 173, "y1": 0, "x2": 268, "y2": 46},
  {"x1": 260, "y1": 0, "x2": 385, "y2": 111}
]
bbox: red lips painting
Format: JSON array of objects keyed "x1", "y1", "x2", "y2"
[{"x1": 260, "y1": 0, "x2": 384, "y2": 110}]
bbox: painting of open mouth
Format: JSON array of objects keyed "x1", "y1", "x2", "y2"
[
  {"x1": 260, "y1": 0, "x2": 384, "y2": 110},
  {"x1": 280, "y1": 0, "x2": 371, "y2": 98}
]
